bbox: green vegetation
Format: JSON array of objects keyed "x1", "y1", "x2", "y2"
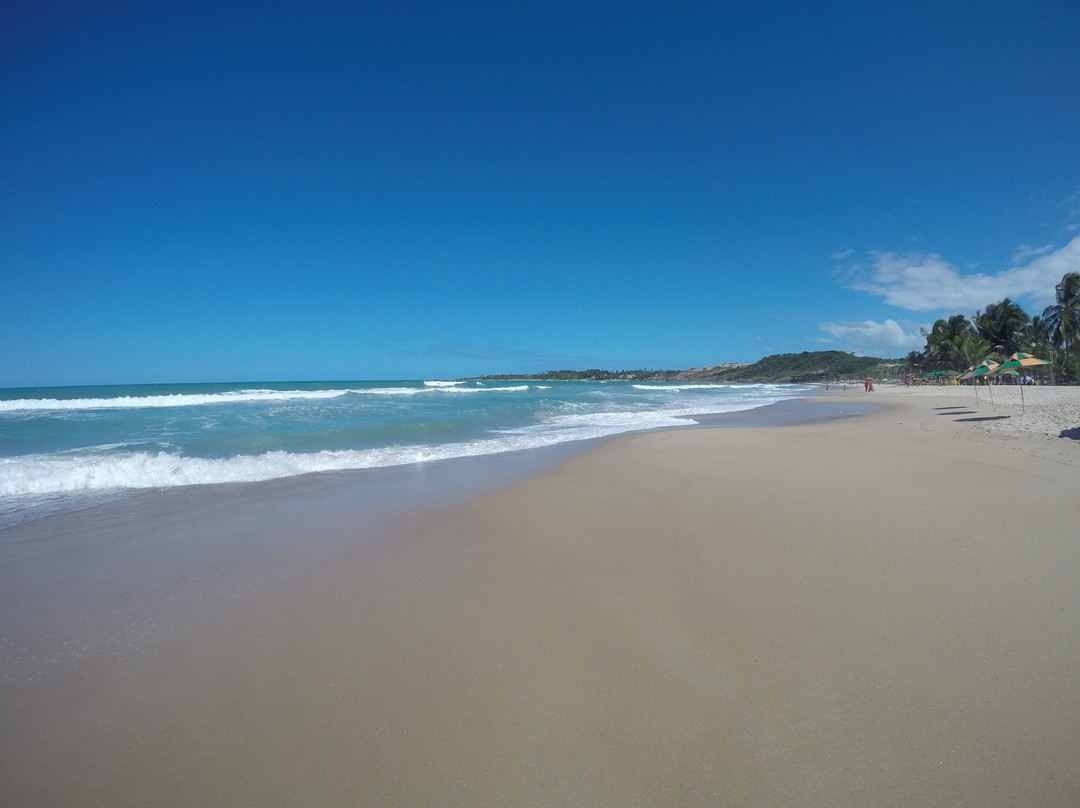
[
  {"x1": 470, "y1": 351, "x2": 893, "y2": 384},
  {"x1": 709, "y1": 351, "x2": 886, "y2": 383},
  {"x1": 908, "y1": 271, "x2": 1080, "y2": 384}
]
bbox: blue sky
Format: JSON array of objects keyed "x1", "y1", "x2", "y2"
[{"x1": 2, "y1": 0, "x2": 1078, "y2": 386}]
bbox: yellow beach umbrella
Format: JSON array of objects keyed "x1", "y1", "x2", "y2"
[
  {"x1": 995, "y1": 352, "x2": 1050, "y2": 373},
  {"x1": 993, "y1": 353, "x2": 1049, "y2": 413},
  {"x1": 972, "y1": 360, "x2": 1000, "y2": 409}
]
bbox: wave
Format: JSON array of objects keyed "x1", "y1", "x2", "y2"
[
  {"x1": 631, "y1": 384, "x2": 720, "y2": 390},
  {"x1": 0, "y1": 408, "x2": 696, "y2": 497},
  {"x1": 443, "y1": 384, "x2": 530, "y2": 393},
  {"x1": 0, "y1": 384, "x2": 538, "y2": 413},
  {"x1": 0, "y1": 383, "x2": 814, "y2": 503},
  {"x1": 365, "y1": 384, "x2": 530, "y2": 396},
  {"x1": 0, "y1": 388, "x2": 362, "y2": 413},
  {"x1": 632, "y1": 383, "x2": 808, "y2": 391}
]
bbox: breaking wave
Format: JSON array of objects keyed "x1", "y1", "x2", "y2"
[
  {"x1": 0, "y1": 384, "x2": 532, "y2": 412},
  {"x1": 0, "y1": 408, "x2": 695, "y2": 497}
]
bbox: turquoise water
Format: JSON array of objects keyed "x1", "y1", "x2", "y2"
[{"x1": 0, "y1": 379, "x2": 813, "y2": 525}]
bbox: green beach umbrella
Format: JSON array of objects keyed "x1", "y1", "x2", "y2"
[
  {"x1": 972, "y1": 360, "x2": 1000, "y2": 409},
  {"x1": 956, "y1": 365, "x2": 978, "y2": 402},
  {"x1": 994, "y1": 352, "x2": 1050, "y2": 374},
  {"x1": 993, "y1": 353, "x2": 1048, "y2": 414}
]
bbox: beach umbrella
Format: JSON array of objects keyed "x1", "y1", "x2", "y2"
[
  {"x1": 995, "y1": 352, "x2": 1049, "y2": 373},
  {"x1": 972, "y1": 360, "x2": 1000, "y2": 409},
  {"x1": 993, "y1": 353, "x2": 1049, "y2": 414},
  {"x1": 955, "y1": 365, "x2": 978, "y2": 403}
]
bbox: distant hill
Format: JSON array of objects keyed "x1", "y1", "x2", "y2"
[
  {"x1": 470, "y1": 351, "x2": 892, "y2": 384},
  {"x1": 709, "y1": 351, "x2": 888, "y2": 383}
]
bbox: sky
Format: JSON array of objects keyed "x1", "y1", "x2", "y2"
[{"x1": 2, "y1": 0, "x2": 1079, "y2": 387}]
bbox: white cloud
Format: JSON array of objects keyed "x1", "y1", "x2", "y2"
[
  {"x1": 1011, "y1": 243, "x2": 1054, "y2": 264},
  {"x1": 818, "y1": 319, "x2": 926, "y2": 356},
  {"x1": 830, "y1": 248, "x2": 854, "y2": 260},
  {"x1": 1063, "y1": 189, "x2": 1080, "y2": 226},
  {"x1": 842, "y1": 233, "x2": 1080, "y2": 312}
]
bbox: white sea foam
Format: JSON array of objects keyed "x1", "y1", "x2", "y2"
[
  {"x1": 0, "y1": 408, "x2": 694, "y2": 498},
  {"x1": 358, "y1": 387, "x2": 428, "y2": 396},
  {"x1": 363, "y1": 385, "x2": 529, "y2": 396},
  {"x1": 0, "y1": 388, "x2": 359, "y2": 413},
  {"x1": 632, "y1": 384, "x2": 720, "y2": 390},
  {"x1": 0, "y1": 382, "x2": 815, "y2": 518},
  {"x1": 442, "y1": 384, "x2": 530, "y2": 393},
  {"x1": 0, "y1": 383, "x2": 536, "y2": 412},
  {"x1": 503, "y1": 398, "x2": 776, "y2": 439},
  {"x1": 631, "y1": 383, "x2": 787, "y2": 391}
]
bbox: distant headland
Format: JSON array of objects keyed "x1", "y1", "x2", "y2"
[{"x1": 468, "y1": 351, "x2": 894, "y2": 384}]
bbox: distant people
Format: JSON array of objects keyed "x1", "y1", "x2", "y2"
[{"x1": 864, "y1": 377, "x2": 874, "y2": 392}]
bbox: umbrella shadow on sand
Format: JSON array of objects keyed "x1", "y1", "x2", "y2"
[{"x1": 1060, "y1": 427, "x2": 1080, "y2": 441}]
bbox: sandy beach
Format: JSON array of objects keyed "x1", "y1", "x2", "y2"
[{"x1": 2, "y1": 389, "x2": 1079, "y2": 806}]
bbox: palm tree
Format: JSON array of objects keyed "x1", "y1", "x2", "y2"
[
  {"x1": 974, "y1": 298, "x2": 1030, "y2": 359},
  {"x1": 1042, "y1": 272, "x2": 1080, "y2": 384},
  {"x1": 922, "y1": 314, "x2": 976, "y2": 371},
  {"x1": 958, "y1": 333, "x2": 993, "y2": 370},
  {"x1": 904, "y1": 350, "x2": 925, "y2": 374},
  {"x1": 1026, "y1": 314, "x2": 1052, "y2": 354}
]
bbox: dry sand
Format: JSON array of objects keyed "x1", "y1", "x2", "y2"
[
  {"x1": 2, "y1": 391, "x2": 1079, "y2": 806},
  {"x1": 880, "y1": 383, "x2": 1080, "y2": 442}
]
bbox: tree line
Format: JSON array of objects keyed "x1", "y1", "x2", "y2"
[
  {"x1": 472, "y1": 352, "x2": 888, "y2": 384},
  {"x1": 908, "y1": 272, "x2": 1080, "y2": 384}
]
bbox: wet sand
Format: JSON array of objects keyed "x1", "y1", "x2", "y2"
[{"x1": 2, "y1": 392, "x2": 1079, "y2": 806}]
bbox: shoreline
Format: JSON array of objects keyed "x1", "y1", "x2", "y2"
[
  {"x1": 0, "y1": 388, "x2": 855, "y2": 532},
  {"x1": 6, "y1": 382, "x2": 1073, "y2": 533},
  {"x1": 0, "y1": 383, "x2": 819, "y2": 531},
  {"x1": 2, "y1": 389, "x2": 1079, "y2": 806}
]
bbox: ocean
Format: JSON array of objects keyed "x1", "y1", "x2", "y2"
[{"x1": 0, "y1": 379, "x2": 814, "y2": 527}]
